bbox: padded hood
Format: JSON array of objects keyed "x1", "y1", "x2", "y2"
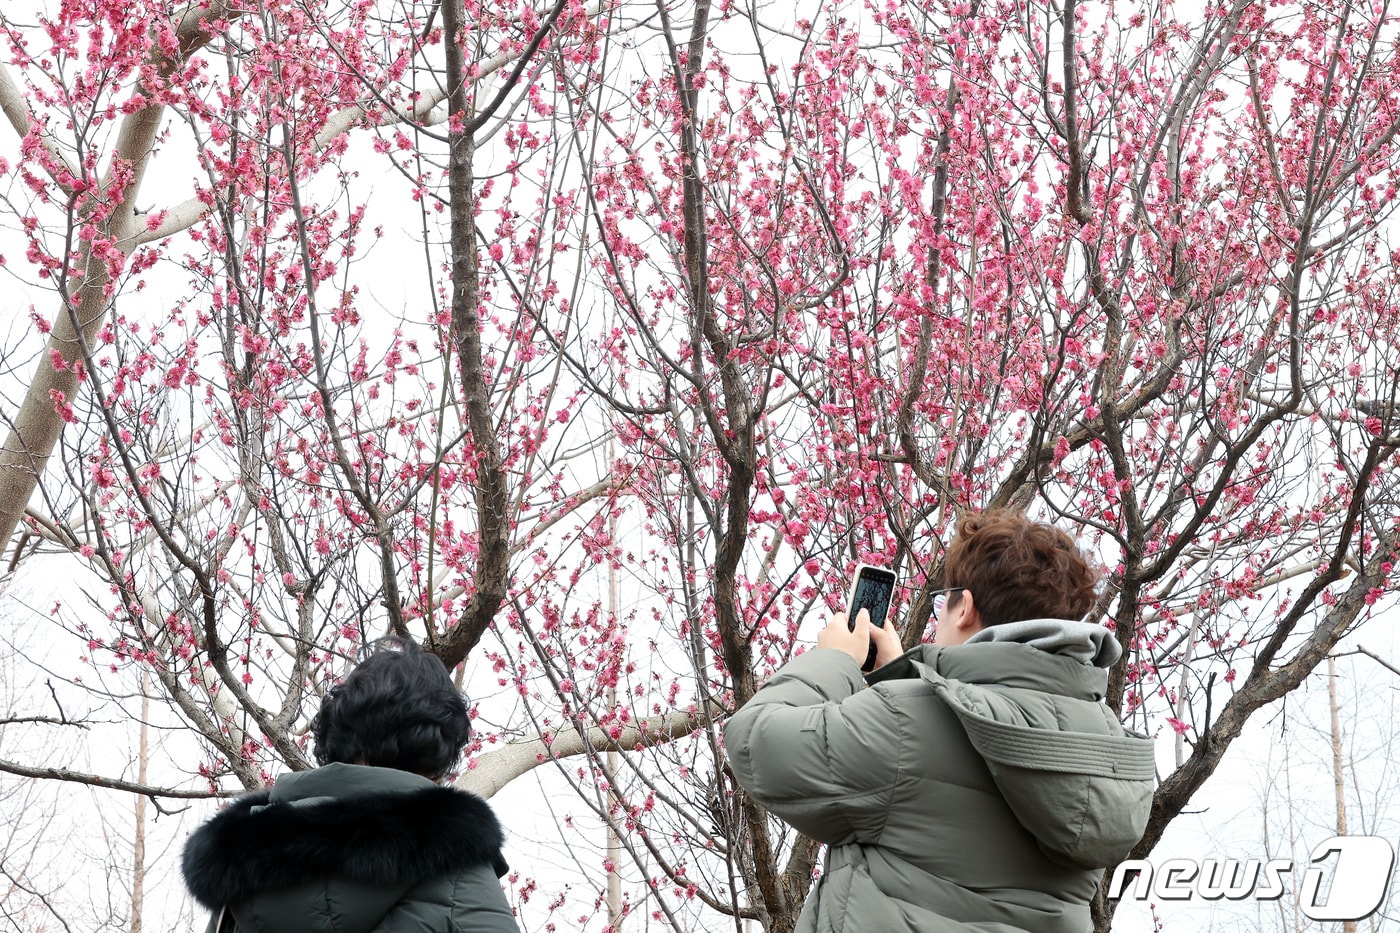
[
  {"x1": 182, "y1": 764, "x2": 508, "y2": 933},
  {"x1": 903, "y1": 620, "x2": 1156, "y2": 868}
]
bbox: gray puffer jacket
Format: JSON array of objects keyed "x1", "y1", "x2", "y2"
[
  {"x1": 182, "y1": 762, "x2": 519, "y2": 933},
  {"x1": 723, "y1": 619, "x2": 1156, "y2": 933}
]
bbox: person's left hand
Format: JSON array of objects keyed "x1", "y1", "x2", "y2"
[{"x1": 817, "y1": 609, "x2": 903, "y2": 670}]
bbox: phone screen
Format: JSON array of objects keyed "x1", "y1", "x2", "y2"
[{"x1": 848, "y1": 567, "x2": 897, "y2": 630}]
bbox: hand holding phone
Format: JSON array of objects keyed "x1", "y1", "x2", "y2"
[{"x1": 846, "y1": 563, "x2": 897, "y2": 671}]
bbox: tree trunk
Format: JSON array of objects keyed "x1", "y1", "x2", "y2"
[{"x1": 1327, "y1": 656, "x2": 1358, "y2": 933}]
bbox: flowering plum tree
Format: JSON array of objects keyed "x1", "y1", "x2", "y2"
[{"x1": 3, "y1": 0, "x2": 1400, "y2": 931}]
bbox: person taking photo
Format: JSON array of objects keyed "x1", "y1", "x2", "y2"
[{"x1": 724, "y1": 509, "x2": 1155, "y2": 933}]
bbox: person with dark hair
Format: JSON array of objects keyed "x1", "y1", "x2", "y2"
[
  {"x1": 724, "y1": 509, "x2": 1156, "y2": 933},
  {"x1": 182, "y1": 639, "x2": 519, "y2": 933}
]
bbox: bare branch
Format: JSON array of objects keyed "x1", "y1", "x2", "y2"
[
  {"x1": 0, "y1": 757, "x2": 230, "y2": 800},
  {"x1": 457, "y1": 705, "x2": 719, "y2": 799}
]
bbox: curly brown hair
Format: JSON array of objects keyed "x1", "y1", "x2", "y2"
[{"x1": 943, "y1": 510, "x2": 1100, "y2": 627}]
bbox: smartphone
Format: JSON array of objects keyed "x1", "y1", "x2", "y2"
[{"x1": 846, "y1": 563, "x2": 898, "y2": 671}]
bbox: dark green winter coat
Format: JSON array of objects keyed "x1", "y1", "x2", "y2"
[
  {"x1": 182, "y1": 762, "x2": 519, "y2": 933},
  {"x1": 723, "y1": 619, "x2": 1156, "y2": 933}
]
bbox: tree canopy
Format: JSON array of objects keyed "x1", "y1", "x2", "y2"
[{"x1": 3, "y1": 0, "x2": 1400, "y2": 930}]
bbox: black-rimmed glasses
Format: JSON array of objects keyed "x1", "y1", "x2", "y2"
[{"x1": 928, "y1": 587, "x2": 965, "y2": 621}]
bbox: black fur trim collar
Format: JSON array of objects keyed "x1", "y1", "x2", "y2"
[{"x1": 182, "y1": 784, "x2": 508, "y2": 909}]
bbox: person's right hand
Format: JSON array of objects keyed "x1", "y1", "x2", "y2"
[{"x1": 867, "y1": 613, "x2": 905, "y2": 670}]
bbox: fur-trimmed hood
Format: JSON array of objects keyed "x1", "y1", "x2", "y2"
[{"x1": 183, "y1": 763, "x2": 509, "y2": 931}]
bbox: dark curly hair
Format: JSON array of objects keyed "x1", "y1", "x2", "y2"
[
  {"x1": 311, "y1": 638, "x2": 472, "y2": 780},
  {"x1": 944, "y1": 510, "x2": 1100, "y2": 628}
]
